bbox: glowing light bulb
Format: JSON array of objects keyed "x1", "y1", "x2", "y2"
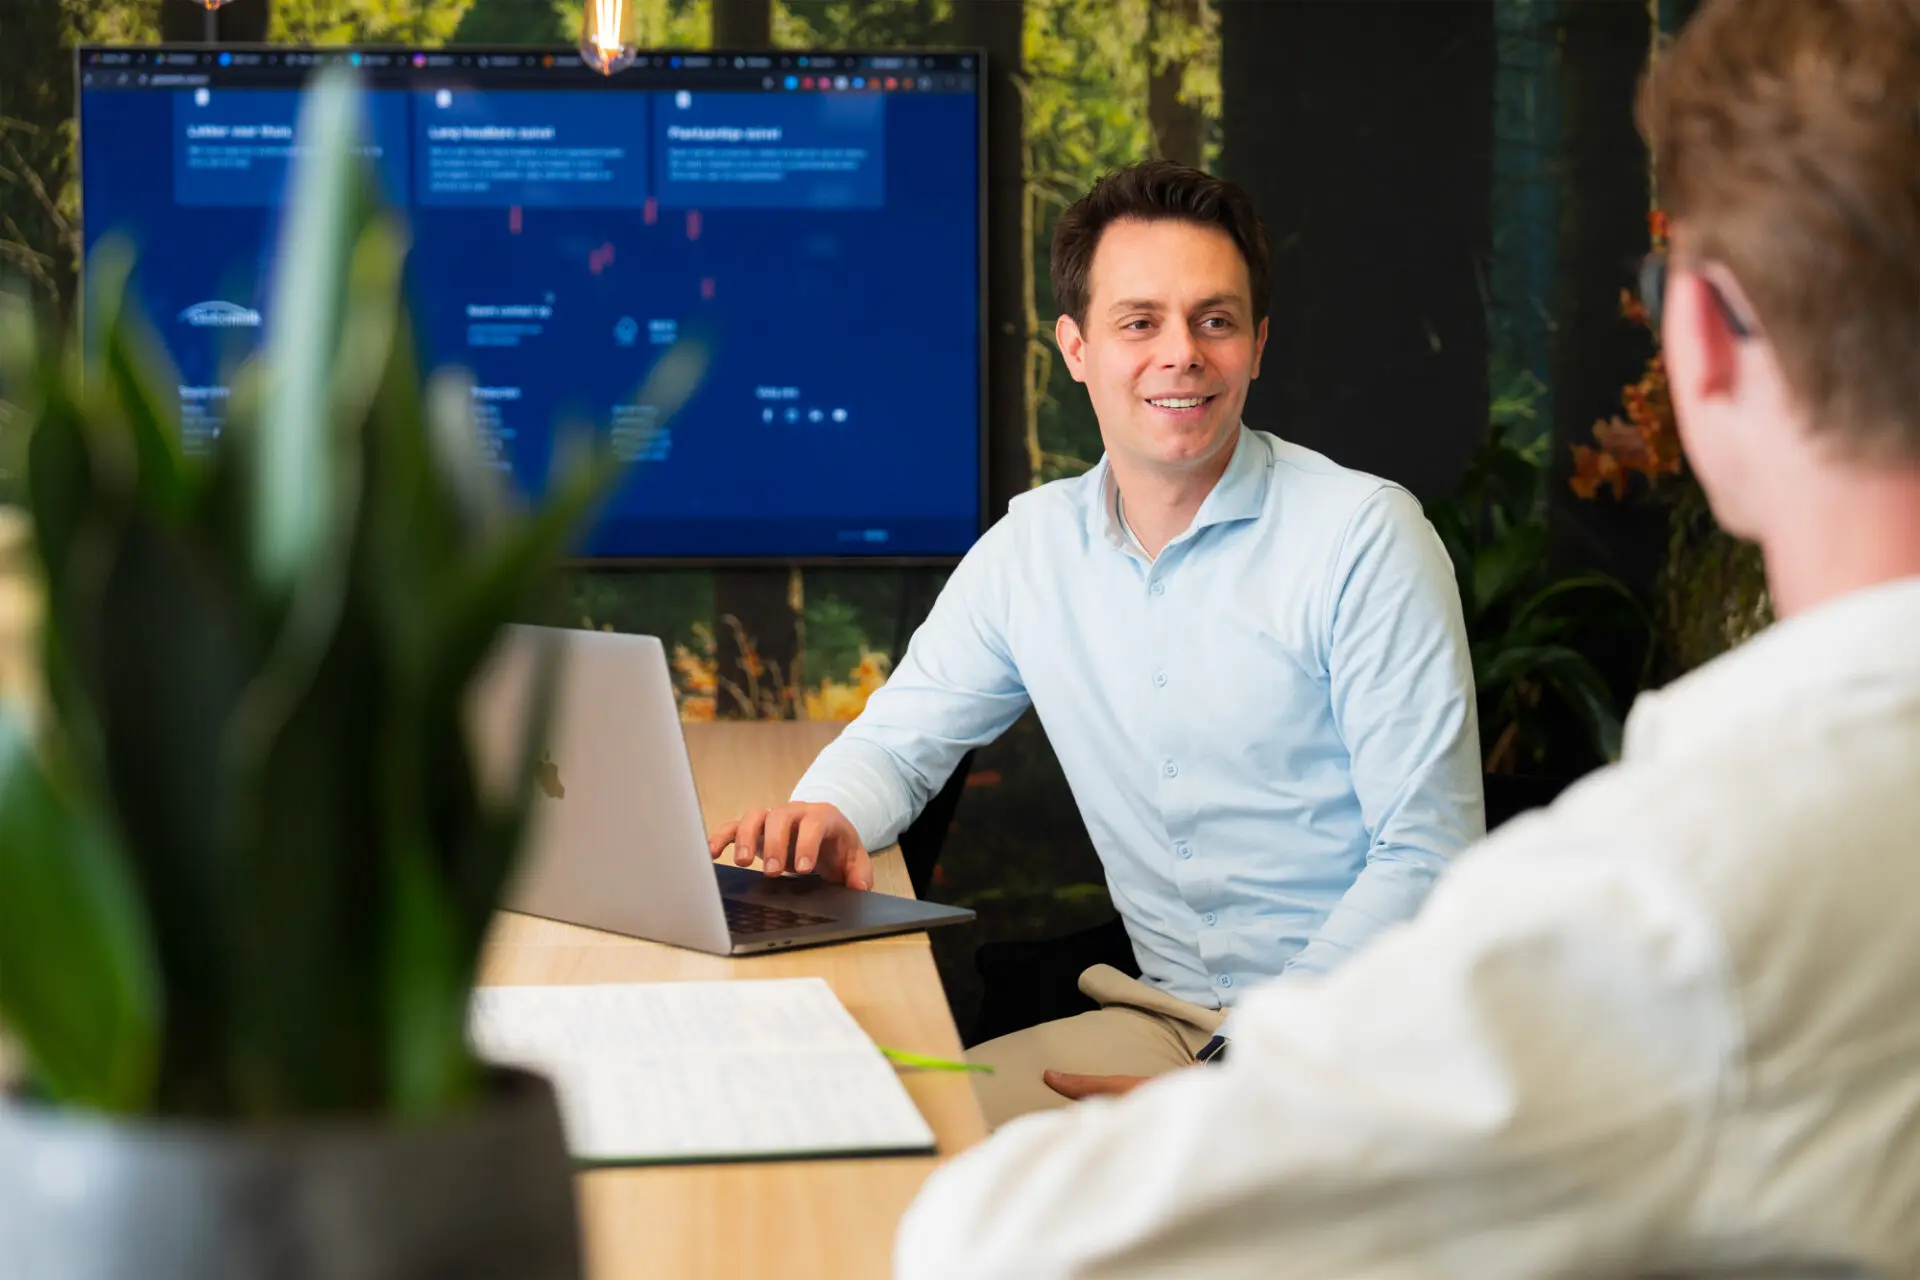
[
  {"x1": 184, "y1": 0, "x2": 238, "y2": 7},
  {"x1": 580, "y1": 0, "x2": 638, "y2": 76}
]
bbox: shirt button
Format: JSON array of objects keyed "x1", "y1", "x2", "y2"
[
  {"x1": 1149, "y1": 581, "x2": 1165, "y2": 596},
  {"x1": 1162, "y1": 761, "x2": 1178, "y2": 778},
  {"x1": 1176, "y1": 843, "x2": 1193, "y2": 860},
  {"x1": 1152, "y1": 671, "x2": 1168, "y2": 688},
  {"x1": 1217, "y1": 974, "x2": 1234, "y2": 989},
  {"x1": 1203, "y1": 911, "x2": 1218, "y2": 926}
]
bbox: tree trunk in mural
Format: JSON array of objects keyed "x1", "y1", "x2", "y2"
[
  {"x1": 1148, "y1": 0, "x2": 1206, "y2": 170},
  {"x1": 712, "y1": 0, "x2": 774, "y2": 47},
  {"x1": 1218, "y1": 0, "x2": 1493, "y2": 502},
  {"x1": 1, "y1": 2, "x2": 80, "y2": 318},
  {"x1": 160, "y1": 0, "x2": 271, "y2": 41},
  {"x1": 956, "y1": 0, "x2": 1033, "y2": 507}
]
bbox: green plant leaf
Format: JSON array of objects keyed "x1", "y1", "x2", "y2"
[
  {"x1": 1511, "y1": 571, "x2": 1645, "y2": 632},
  {"x1": 90, "y1": 512, "x2": 255, "y2": 1109},
  {"x1": 254, "y1": 67, "x2": 367, "y2": 597},
  {"x1": 1469, "y1": 522, "x2": 1548, "y2": 620},
  {"x1": 384, "y1": 836, "x2": 478, "y2": 1119},
  {"x1": 0, "y1": 708, "x2": 159, "y2": 1111},
  {"x1": 1473, "y1": 640, "x2": 1587, "y2": 695},
  {"x1": 1535, "y1": 650, "x2": 1627, "y2": 762},
  {"x1": 85, "y1": 239, "x2": 189, "y2": 520},
  {"x1": 1474, "y1": 642, "x2": 1625, "y2": 764}
]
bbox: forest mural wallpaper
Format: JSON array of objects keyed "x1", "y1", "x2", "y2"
[{"x1": 0, "y1": 0, "x2": 1747, "y2": 1032}]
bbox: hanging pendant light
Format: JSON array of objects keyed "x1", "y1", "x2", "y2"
[
  {"x1": 581, "y1": 0, "x2": 639, "y2": 76},
  {"x1": 181, "y1": 0, "x2": 239, "y2": 8}
]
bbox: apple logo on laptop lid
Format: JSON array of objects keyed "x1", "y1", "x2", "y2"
[{"x1": 535, "y1": 753, "x2": 565, "y2": 800}]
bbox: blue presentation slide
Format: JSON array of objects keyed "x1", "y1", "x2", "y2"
[
  {"x1": 653, "y1": 91, "x2": 885, "y2": 210},
  {"x1": 414, "y1": 89, "x2": 649, "y2": 209},
  {"x1": 82, "y1": 75, "x2": 981, "y2": 559},
  {"x1": 173, "y1": 88, "x2": 410, "y2": 207}
]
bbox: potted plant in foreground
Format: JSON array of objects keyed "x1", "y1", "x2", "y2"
[{"x1": 0, "y1": 70, "x2": 700, "y2": 1278}]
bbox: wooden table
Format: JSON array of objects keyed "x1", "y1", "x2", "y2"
[{"x1": 478, "y1": 720, "x2": 988, "y2": 1280}]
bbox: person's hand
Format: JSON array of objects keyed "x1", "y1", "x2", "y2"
[
  {"x1": 708, "y1": 801, "x2": 875, "y2": 891},
  {"x1": 1042, "y1": 1070, "x2": 1151, "y2": 1101}
]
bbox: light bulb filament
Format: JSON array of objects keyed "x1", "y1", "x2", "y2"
[{"x1": 591, "y1": 0, "x2": 626, "y2": 58}]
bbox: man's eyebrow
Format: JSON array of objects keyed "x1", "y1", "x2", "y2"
[{"x1": 1105, "y1": 292, "x2": 1246, "y2": 315}]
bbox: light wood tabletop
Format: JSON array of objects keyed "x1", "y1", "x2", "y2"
[{"x1": 478, "y1": 719, "x2": 988, "y2": 1280}]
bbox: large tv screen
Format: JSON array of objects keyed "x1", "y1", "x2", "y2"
[{"x1": 76, "y1": 46, "x2": 984, "y2": 562}]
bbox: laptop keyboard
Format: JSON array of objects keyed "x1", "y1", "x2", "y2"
[{"x1": 723, "y1": 896, "x2": 835, "y2": 936}]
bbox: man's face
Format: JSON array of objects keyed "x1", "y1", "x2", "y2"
[{"x1": 1056, "y1": 218, "x2": 1268, "y2": 479}]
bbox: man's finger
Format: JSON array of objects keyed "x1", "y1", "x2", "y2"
[
  {"x1": 1042, "y1": 1071, "x2": 1148, "y2": 1101},
  {"x1": 763, "y1": 808, "x2": 796, "y2": 875},
  {"x1": 708, "y1": 821, "x2": 739, "y2": 859},
  {"x1": 734, "y1": 810, "x2": 767, "y2": 866},
  {"x1": 793, "y1": 813, "x2": 825, "y2": 875},
  {"x1": 842, "y1": 843, "x2": 874, "y2": 892}
]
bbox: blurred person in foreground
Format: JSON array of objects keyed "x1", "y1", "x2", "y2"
[
  {"x1": 896, "y1": 0, "x2": 1920, "y2": 1273},
  {"x1": 710, "y1": 160, "x2": 1484, "y2": 1127}
]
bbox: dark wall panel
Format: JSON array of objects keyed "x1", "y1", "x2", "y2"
[{"x1": 1220, "y1": 0, "x2": 1495, "y2": 502}]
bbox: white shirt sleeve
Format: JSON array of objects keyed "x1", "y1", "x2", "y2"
[
  {"x1": 895, "y1": 823, "x2": 1743, "y2": 1278},
  {"x1": 1288, "y1": 485, "x2": 1485, "y2": 976},
  {"x1": 788, "y1": 516, "x2": 1032, "y2": 851}
]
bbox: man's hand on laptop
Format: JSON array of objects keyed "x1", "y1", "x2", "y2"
[{"x1": 708, "y1": 802, "x2": 875, "y2": 891}]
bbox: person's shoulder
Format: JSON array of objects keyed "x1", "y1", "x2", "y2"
[
  {"x1": 955, "y1": 463, "x2": 1103, "y2": 578},
  {"x1": 989, "y1": 463, "x2": 1105, "y2": 548},
  {"x1": 1005, "y1": 462, "x2": 1106, "y2": 524},
  {"x1": 1263, "y1": 434, "x2": 1419, "y2": 526}
]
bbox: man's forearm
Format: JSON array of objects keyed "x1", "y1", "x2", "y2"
[
  {"x1": 788, "y1": 732, "x2": 931, "y2": 853},
  {"x1": 1283, "y1": 849, "x2": 1444, "y2": 976}
]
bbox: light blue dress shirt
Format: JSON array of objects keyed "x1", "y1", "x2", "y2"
[{"x1": 791, "y1": 426, "x2": 1485, "y2": 1008}]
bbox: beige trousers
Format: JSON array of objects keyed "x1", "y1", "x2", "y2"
[{"x1": 965, "y1": 964, "x2": 1227, "y2": 1130}]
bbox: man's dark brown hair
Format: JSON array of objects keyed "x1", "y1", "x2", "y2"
[
  {"x1": 1050, "y1": 160, "x2": 1272, "y2": 329},
  {"x1": 1639, "y1": 0, "x2": 1920, "y2": 460}
]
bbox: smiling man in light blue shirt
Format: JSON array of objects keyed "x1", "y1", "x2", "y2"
[{"x1": 710, "y1": 159, "x2": 1483, "y2": 1126}]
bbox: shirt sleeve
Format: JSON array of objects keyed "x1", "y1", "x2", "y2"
[
  {"x1": 788, "y1": 517, "x2": 1033, "y2": 852},
  {"x1": 894, "y1": 828, "x2": 1740, "y2": 1278},
  {"x1": 1286, "y1": 485, "x2": 1485, "y2": 977}
]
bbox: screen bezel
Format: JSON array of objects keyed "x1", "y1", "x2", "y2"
[{"x1": 74, "y1": 43, "x2": 990, "y2": 569}]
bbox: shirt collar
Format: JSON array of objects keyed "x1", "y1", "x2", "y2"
[
  {"x1": 1624, "y1": 575, "x2": 1920, "y2": 762},
  {"x1": 1085, "y1": 424, "x2": 1272, "y2": 552}
]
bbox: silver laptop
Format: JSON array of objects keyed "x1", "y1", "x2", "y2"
[{"x1": 470, "y1": 624, "x2": 973, "y2": 955}]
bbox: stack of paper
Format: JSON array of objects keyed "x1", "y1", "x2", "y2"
[{"x1": 469, "y1": 978, "x2": 938, "y2": 1166}]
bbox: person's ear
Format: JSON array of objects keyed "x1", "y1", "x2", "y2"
[
  {"x1": 1666, "y1": 267, "x2": 1741, "y2": 403},
  {"x1": 1251, "y1": 316, "x2": 1269, "y2": 381},
  {"x1": 1056, "y1": 314, "x2": 1089, "y2": 384}
]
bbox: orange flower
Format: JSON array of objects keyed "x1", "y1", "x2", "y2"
[
  {"x1": 1570, "y1": 443, "x2": 1618, "y2": 500},
  {"x1": 1619, "y1": 286, "x2": 1650, "y2": 329},
  {"x1": 802, "y1": 649, "x2": 894, "y2": 721}
]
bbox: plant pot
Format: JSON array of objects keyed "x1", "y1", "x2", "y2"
[{"x1": 0, "y1": 1067, "x2": 582, "y2": 1280}]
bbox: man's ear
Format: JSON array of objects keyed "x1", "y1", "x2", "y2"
[
  {"x1": 1668, "y1": 268, "x2": 1742, "y2": 402},
  {"x1": 1056, "y1": 314, "x2": 1089, "y2": 384},
  {"x1": 1251, "y1": 316, "x2": 1269, "y2": 381}
]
